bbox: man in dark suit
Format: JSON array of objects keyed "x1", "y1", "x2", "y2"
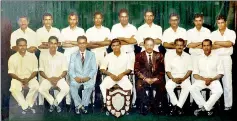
[{"x1": 134, "y1": 37, "x2": 166, "y2": 115}]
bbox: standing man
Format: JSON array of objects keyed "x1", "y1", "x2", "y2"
[
  {"x1": 86, "y1": 11, "x2": 111, "y2": 67},
  {"x1": 187, "y1": 13, "x2": 211, "y2": 105},
  {"x1": 165, "y1": 38, "x2": 192, "y2": 116},
  {"x1": 10, "y1": 16, "x2": 37, "y2": 53},
  {"x1": 100, "y1": 39, "x2": 133, "y2": 109},
  {"x1": 190, "y1": 39, "x2": 224, "y2": 116},
  {"x1": 36, "y1": 13, "x2": 61, "y2": 107},
  {"x1": 36, "y1": 13, "x2": 61, "y2": 54},
  {"x1": 38, "y1": 36, "x2": 69, "y2": 113},
  {"x1": 69, "y1": 36, "x2": 97, "y2": 114},
  {"x1": 162, "y1": 13, "x2": 187, "y2": 53},
  {"x1": 110, "y1": 8, "x2": 137, "y2": 67},
  {"x1": 134, "y1": 37, "x2": 165, "y2": 115},
  {"x1": 60, "y1": 12, "x2": 85, "y2": 107},
  {"x1": 8, "y1": 38, "x2": 39, "y2": 114},
  {"x1": 211, "y1": 15, "x2": 236, "y2": 111},
  {"x1": 136, "y1": 10, "x2": 162, "y2": 52}
]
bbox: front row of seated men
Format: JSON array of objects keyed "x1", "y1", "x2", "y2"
[{"x1": 8, "y1": 36, "x2": 224, "y2": 116}]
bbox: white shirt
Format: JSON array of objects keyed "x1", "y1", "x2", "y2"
[
  {"x1": 100, "y1": 52, "x2": 133, "y2": 76},
  {"x1": 36, "y1": 26, "x2": 61, "y2": 52},
  {"x1": 86, "y1": 25, "x2": 110, "y2": 53},
  {"x1": 8, "y1": 52, "x2": 38, "y2": 79},
  {"x1": 162, "y1": 27, "x2": 187, "y2": 52},
  {"x1": 39, "y1": 51, "x2": 68, "y2": 77},
  {"x1": 165, "y1": 51, "x2": 192, "y2": 78},
  {"x1": 193, "y1": 53, "x2": 224, "y2": 78},
  {"x1": 187, "y1": 27, "x2": 211, "y2": 56},
  {"x1": 10, "y1": 27, "x2": 37, "y2": 48},
  {"x1": 79, "y1": 50, "x2": 86, "y2": 59},
  {"x1": 145, "y1": 52, "x2": 153, "y2": 63},
  {"x1": 110, "y1": 23, "x2": 137, "y2": 53},
  {"x1": 60, "y1": 26, "x2": 85, "y2": 50},
  {"x1": 136, "y1": 23, "x2": 162, "y2": 52},
  {"x1": 211, "y1": 28, "x2": 236, "y2": 56}
]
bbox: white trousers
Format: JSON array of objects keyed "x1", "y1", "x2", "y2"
[
  {"x1": 220, "y1": 56, "x2": 232, "y2": 107},
  {"x1": 190, "y1": 80, "x2": 223, "y2": 111},
  {"x1": 100, "y1": 76, "x2": 133, "y2": 102},
  {"x1": 9, "y1": 78, "x2": 39, "y2": 110},
  {"x1": 38, "y1": 78, "x2": 69, "y2": 105},
  {"x1": 126, "y1": 52, "x2": 135, "y2": 70},
  {"x1": 166, "y1": 79, "x2": 191, "y2": 108}
]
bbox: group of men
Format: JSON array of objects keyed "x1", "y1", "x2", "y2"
[{"x1": 8, "y1": 8, "x2": 236, "y2": 117}]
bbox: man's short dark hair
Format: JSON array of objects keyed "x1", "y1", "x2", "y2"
[
  {"x1": 16, "y1": 38, "x2": 27, "y2": 45},
  {"x1": 17, "y1": 15, "x2": 29, "y2": 22},
  {"x1": 169, "y1": 13, "x2": 180, "y2": 20},
  {"x1": 144, "y1": 37, "x2": 154, "y2": 44},
  {"x1": 48, "y1": 36, "x2": 59, "y2": 43},
  {"x1": 144, "y1": 10, "x2": 154, "y2": 16},
  {"x1": 202, "y1": 39, "x2": 212, "y2": 46},
  {"x1": 68, "y1": 12, "x2": 78, "y2": 19},
  {"x1": 118, "y1": 8, "x2": 129, "y2": 16},
  {"x1": 216, "y1": 15, "x2": 226, "y2": 22},
  {"x1": 94, "y1": 11, "x2": 103, "y2": 19},
  {"x1": 194, "y1": 13, "x2": 203, "y2": 19},
  {"x1": 174, "y1": 38, "x2": 185, "y2": 45},
  {"x1": 43, "y1": 13, "x2": 53, "y2": 20},
  {"x1": 77, "y1": 36, "x2": 87, "y2": 42},
  {"x1": 111, "y1": 38, "x2": 121, "y2": 46}
]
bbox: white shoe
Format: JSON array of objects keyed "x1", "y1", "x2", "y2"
[
  {"x1": 29, "y1": 107, "x2": 36, "y2": 114},
  {"x1": 224, "y1": 107, "x2": 232, "y2": 111}
]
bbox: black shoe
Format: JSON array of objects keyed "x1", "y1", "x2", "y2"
[
  {"x1": 66, "y1": 104, "x2": 71, "y2": 112},
  {"x1": 81, "y1": 106, "x2": 88, "y2": 114},
  {"x1": 75, "y1": 106, "x2": 81, "y2": 115},
  {"x1": 207, "y1": 110, "x2": 213, "y2": 116},
  {"x1": 101, "y1": 104, "x2": 107, "y2": 112},
  {"x1": 194, "y1": 107, "x2": 205, "y2": 116},
  {"x1": 169, "y1": 106, "x2": 178, "y2": 116},
  {"x1": 140, "y1": 105, "x2": 149, "y2": 115},
  {"x1": 176, "y1": 106, "x2": 184, "y2": 116}
]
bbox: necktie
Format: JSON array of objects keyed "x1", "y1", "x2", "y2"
[
  {"x1": 81, "y1": 53, "x2": 85, "y2": 66},
  {"x1": 148, "y1": 54, "x2": 153, "y2": 73}
]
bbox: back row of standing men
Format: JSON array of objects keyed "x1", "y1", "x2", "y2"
[{"x1": 8, "y1": 8, "x2": 236, "y2": 115}]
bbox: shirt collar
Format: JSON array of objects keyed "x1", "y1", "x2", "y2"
[
  {"x1": 119, "y1": 23, "x2": 130, "y2": 28},
  {"x1": 93, "y1": 25, "x2": 103, "y2": 30},
  {"x1": 174, "y1": 51, "x2": 185, "y2": 57},
  {"x1": 218, "y1": 27, "x2": 229, "y2": 35},
  {"x1": 145, "y1": 51, "x2": 153, "y2": 57},
  {"x1": 170, "y1": 26, "x2": 181, "y2": 33},
  {"x1": 194, "y1": 26, "x2": 204, "y2": 32},
  {"x1": 144, "y1": 23, "x2": 154, "y2": 28},
  {"x1": 68, "y1": 26, "x2": 78, "y2": 31},
  {"x1": 19, "y1": 27, "x2": 29, "y2": 33},
  {"x1": 43, "y1": 26, "x2": 53, "y2": 32},
  {"x1": 16, "y1": 51, "x2": 30, "y2": 57},
  {"x1": 201, "y1": 52, "x2": 214, "y2": 58}
]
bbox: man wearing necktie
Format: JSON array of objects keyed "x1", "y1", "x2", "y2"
[
  {"x1": 134, "y1": 37, "x2": 166, "y2": 115},
  {"x1": 69, "y1": 36, "x2": 97, "y2": 114}
]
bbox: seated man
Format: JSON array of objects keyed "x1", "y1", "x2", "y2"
[
  {"x1": 100, "y1": 39, "x2": 133, "y2": 110},
  {"x1": 165, "y1": 38, "x2": 192, "y2": 116},
  {"x1": 8, "y1": 38, "x2": 39, "y2": 114},
  {"x1": 38, "y1": 36, "x2": 69, "y2": 113},
  {"x1": 69, "y1": 36, "x2": 97, "y2": 114},
  {"x1": 190, "y1": 39, "x2": 223, "y2": 116},
  {"x1": 134, "y1": 37, "x2": 165, "y2": 115}
]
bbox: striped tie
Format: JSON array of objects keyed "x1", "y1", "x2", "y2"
[
  {"x1": 81, "y1": 53, "x2": 85, "y2": 66},
  {"x1": 148, "y1": 54, "x2": 153, "y2": 73}
]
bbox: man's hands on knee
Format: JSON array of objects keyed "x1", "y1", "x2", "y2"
[{"x1": 48, "y1": 77, "x2": 60, "y2": 86}]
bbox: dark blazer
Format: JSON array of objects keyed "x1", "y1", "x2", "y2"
[{"x1": 134, "y1": 51, "x2": 165, "y2": 82}]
